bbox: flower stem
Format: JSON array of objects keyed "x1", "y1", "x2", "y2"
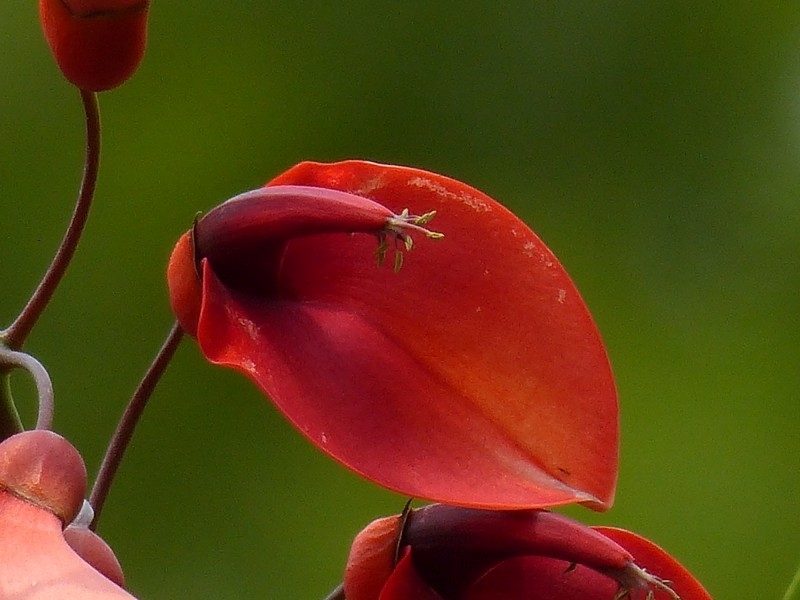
[
  {"x1": 322, "y1": 583, "x2": 345, "y2": 600},
  {"x1": 0, "y1": 372, "x2": 23, "y2": 440},
  {"x1": 782, "y1": 557, "x2": 800, "y2": 600},
  {"x1": 89, "y1": 322, "x2": 184, "y2": 529},
  {"x1": 1, "y1": 89, "x2": 101, "y2": 351},
  {"x1": 0, "y1": 346, "x2": 54, "y2": 431}
]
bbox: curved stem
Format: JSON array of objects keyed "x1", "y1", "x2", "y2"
[
  {"x1": 89, "y1": 322, "x2": 184, "y2": 529},
  {"x1": 1, "y1": 89, "x2": 101, "y2": 350},
  {"x1": 0, "y1": 372, "x2": 23, "y2": 440},
  {"x1": 0, "y1": 346, "x2": 54, "y2": 431},
  {"x1": 782, "y1": 557, "x2": 800, "y2": 600},
  {"x1": 322, "y1": 583, "x2": 345, "y2": 600}
]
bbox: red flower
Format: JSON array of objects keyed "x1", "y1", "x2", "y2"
[
  {"x1": 39, "y1": 0, "x2": 149, "y2": 91},
  {"x1": 167, "y1": 160, "x2": 619, "y2": 510},
  {"x1": 0, "y1": 430, "x2": 133, "y2": 598},
  {"x1": 345, "y1": 504, "x2": 712, "y2": 600}
]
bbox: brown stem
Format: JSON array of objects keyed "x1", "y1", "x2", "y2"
[
  {"x1": 1, "y1": 89, "x2": 101, "y2": 350},
  {"x1": 89, "y1": 322, "x2": 184, "y2": 529}
]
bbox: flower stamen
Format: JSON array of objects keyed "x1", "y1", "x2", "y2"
[
  {"x1": 612, "y1": 562, "x2": 681, "y2": 600},
  {"x1": 376, "y1": 209, "x2": 444, "y2": 272}
]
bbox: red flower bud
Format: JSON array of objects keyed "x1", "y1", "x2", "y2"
[
  {"x1": 0, "y1": 430, "x2": 86, "y2": 524},
  {"x1": 39, "y1": 0, "x2": 149, "y2": 91},
  {"x1": 167, "y1": 160, "x2": 619, "y2": 510}
]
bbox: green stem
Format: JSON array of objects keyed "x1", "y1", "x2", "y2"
[
  {"x1": 89, "y1": 322, "x2": 184, "y2": 529},
  {"x1": 781, "y1": 557, "x2": 800, "y2": 600},
  {"x1": 1, "y1": 89, "x2": 101, "y2": 351}
]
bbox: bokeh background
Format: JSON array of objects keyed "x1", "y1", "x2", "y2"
[{"x1": 2, "y1": 2, "x2": 799, "y2": 598}]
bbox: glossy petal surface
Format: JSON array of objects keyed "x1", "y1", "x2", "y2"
[{"x1": 189, "y1": 160, "x2": 618, "y2": 509}]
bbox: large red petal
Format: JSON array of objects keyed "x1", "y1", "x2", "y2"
[{"x1": 197, "y1": 160, "x2": 618, "y2": 509}]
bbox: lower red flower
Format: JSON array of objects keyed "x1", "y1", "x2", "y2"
[{"x1": 345, "y1": 504, "x2": 712, "y2": 600}]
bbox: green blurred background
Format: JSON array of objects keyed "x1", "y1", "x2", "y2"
[{"x1": 2, "y1": 2, "x2": 799, "y2": 598}]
